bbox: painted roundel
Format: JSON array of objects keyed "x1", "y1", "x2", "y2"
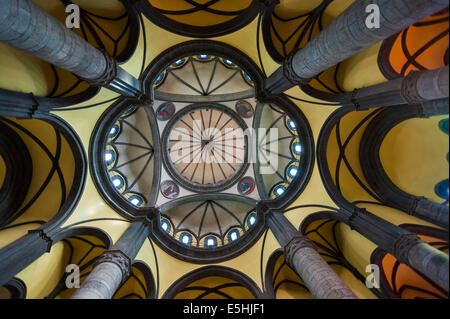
[
  {"x1": 238, "y1": 177, "x2": 256, "y2": 196},
  {"x1": 161, "y1": 180, "x2": 180, "y2": 199},
  {"x1": 235, "y1": 100, "x2": 254, "y2": 118},
  {"x1": 156, "y1": 102, "x2": 176, "y2": 121}
]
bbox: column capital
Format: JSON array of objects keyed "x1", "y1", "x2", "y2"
[
  {"x1": 28, "y1": 229, "x2": 53, "y2": 253},
  {"x1": 393, "y1": 233, "x2": 422, "y2": 265},
  {"x1": 401, "y1": 71, "x2": 426, "y2": 104},
  {"x1": 347, "y1": 207, "x2": 368, "y2": 231},
  {"x1": 94, "y1": 250, "x2": 131, "y2": 283},
  {"x1": 284, "y1": 235, "x2": 317, "y2": 268},
  {"x1": 79, "y1": 49, "x2": 117, "y2": 87},
  {"x1": 283, "y1": 51, "x2": 312, "y2": 86}
]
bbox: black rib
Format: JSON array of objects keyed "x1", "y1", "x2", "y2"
[{"x1": 115, "y1": 151, "x2": 152, "y2": 169}]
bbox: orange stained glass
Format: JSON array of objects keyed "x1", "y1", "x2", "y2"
[
  {"x1": 381, "y1": 8, "x2": 449, "y2": 78},
  {"x1": 379, "y1": 231, "x2": 448, "y2": 299}
]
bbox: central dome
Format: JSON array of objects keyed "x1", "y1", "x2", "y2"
[
  {"x1": 162, "y1": 104, "x2": 249, "y2": 192},
  {"x1": 90, "y1": 41, "x2": 314, "y2": 263}
]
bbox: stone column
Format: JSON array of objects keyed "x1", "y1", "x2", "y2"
[
  {"x1": 71, "y1": 221, "x2": 149, "y2": 299},
  {"x1": 269, "y1": 212, "x2": 358, "y2": 299},
  {"x1": 342, "y1": 66, "x2": 449, "y2": 110},
  {"x1": 395, "y1": 234, "x2": 449, "y2": 291},
  {"x1": 421, "y1": 98, "x2": 449, "y2": 117},
  {"x1": 345, "y1": 208, "x2": 449, "y2": 290},
  {"x1": 0, "y1": 0, "x2": 140, "y2": 97},
  {"x1": 265, "y1": 0, "x2": 449, "y2": 94}
]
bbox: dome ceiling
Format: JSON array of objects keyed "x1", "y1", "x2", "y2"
[
  {"x1": 90, "y1": 41, "x2": 315, "y2": 262},
  {"x1": 0, "y1": 0, "x2": 447, "y2": 300}
]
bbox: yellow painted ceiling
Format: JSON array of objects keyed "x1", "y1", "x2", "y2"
[{"x1": 0, "y1": 0, "x2": 448, "y2": 300}]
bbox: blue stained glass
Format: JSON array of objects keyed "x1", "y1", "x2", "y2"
[
  {"x1": 229, "y1": 231, "x2": 239, "y2": 242},
  {"x1": 435, "y1": 179, "x2": 449, "y2": 201},
  {"x1": 289, "y1": 167, "x2": 298, "y2": 178},
  {"x1": 205, "y1": 237, "x2": 217, "y2": 247},
  {"x1": 181, "y1": 234, "x2": 192, "y2": 245},
  {"x1": 293, "y1": 143, "x2": 302, "y2": 155},
  {"x1": 161, "y1": 221, "x2": 170, "y2": 232},
  {"x1": 439, "y1": 118, "x2": 449, "y2": 135}
]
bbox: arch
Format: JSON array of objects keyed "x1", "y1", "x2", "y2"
[
  {"x1": 0, "y1": 0, "x2": 140, "y2": 114},
  {"x1": 0, "y1": 113, "x2": 87, "y2": 235},
  {"x1": 300, "y1": 212, "x2": 383, "y2": 298},
  {"x1": 50, "y1": 0, "x2": 141, "y2": 63},
  {"x1": 378, "y1": 8, "x2": 449, "y2": 79},
  {"x1": 163, "y1": 265, "x2": 263, "y2": 299},
  {"x1": 0, "y1": 113, "x2": 87, "y2": 286},
  {"x1": 13, "y1": 226, "x2": 112, "y2": 299},
  {"x1": 113, "y1": 260, "x2": 157, "y2": 299},
  {"x1": 0, "y1": 278, "x2": 27, "y2": 299},
  {"x1": 359, "y1": 105, "x2": 449, "y2": 228},
  {"x1": 317, "y1": 106, "x2": 365, "y2": 212},
  {"x1": 89, "y1": 98, "x2": 161, "y2": 219},
  {"x1": 316, "y1": 106, "x2": 431, "y2": 258},
  {"x1": 261, "y1": 0, "x2": 350, "y2": 102},
  {"x1": 0, "y1": 121, "x2": 32, "y2": 225},
  {"x1": 137, "y1": 0, "x2": 262, "y2": 38},
  {"x1": 89, "y1": 40, "x2": 315, "y2": 265},
  {"x1": 152, "y1": 194, "x2": 262, "y2": 264}
]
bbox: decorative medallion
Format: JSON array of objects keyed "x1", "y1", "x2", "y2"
[
  {"x1": 238, "y1": 177, "x2": 256, "y2": 195},
  {"x1": 161, "y1": 180, "x2": 180, "y2": 199},
  {"x1": 235, "y1": 100, "x2": 254, "y2": 119},
  {"x1": 156, "y1": 102, "x2": 176, "y2": 121}
]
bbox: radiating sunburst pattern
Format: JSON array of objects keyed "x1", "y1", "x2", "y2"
[
  {"x1": 159, "y1": 196, "x2": 257, "y2": 249},
  {"x1": 255, "y1": 104, "x2": 302, "y2": 199},
  {"x1": 104, "y1": 106, "x2": 156, "y2": 208},
  {"x1": 165, "y1": 105, "x2": 247, "y2": 192},
  {"x1": 154, "y1": 54, "x2": 255, "y2": 102}
]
